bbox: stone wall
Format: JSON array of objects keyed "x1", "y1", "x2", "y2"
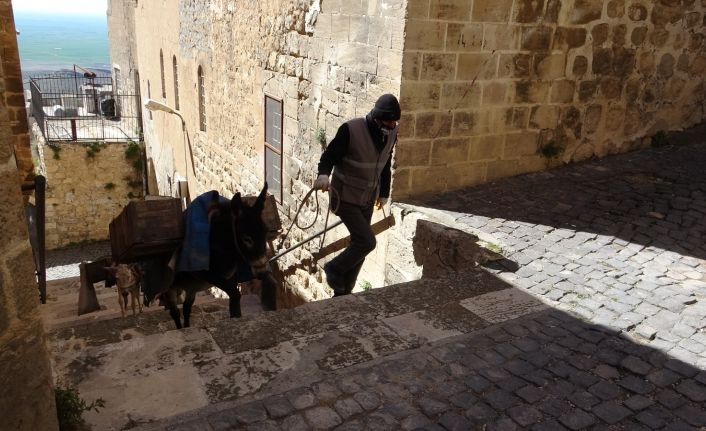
[
  {"x1": 0, "y1": 0, "x2": 32, "y2": 185},
  {"x1": 0, "y1": 1, "x2": 59, "y2": 429},
  {"x1": 107, "y1": 0, "x2": 139, "y2": 96},
  {"x1": 393, "y1": 0, "x2": 706, "y2": 198},
  {"x1": 35, "y1": 131, "x2": 144, "y2": 249}
]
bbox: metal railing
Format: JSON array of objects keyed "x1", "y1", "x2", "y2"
[{"x1": 29, "y1": 70, "x2": 142, "y2": 142}]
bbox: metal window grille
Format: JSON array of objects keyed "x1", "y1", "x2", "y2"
[
  {"x1": 172, "y1": 56, "x2": 180, "y2": 110},
  {"x1": 28, "y1": 71, "x2": 142, "y2": 142},
  {"x1": 198, "y1": 66, "x2": 206, "y2": 132},
  {"x1": 160, "y1": 50, "x2": 166, "y2": 99},
  {"x1": 264, "y1": 95, "x2": 283, "y2": 202}
]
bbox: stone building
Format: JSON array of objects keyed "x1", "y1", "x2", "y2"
[
  {"x1": 0, "y1": 1, "x2": 60, "y2": 429},
  {"x1": 108, "y1": 0, "x2": 706, "y2": 301}
]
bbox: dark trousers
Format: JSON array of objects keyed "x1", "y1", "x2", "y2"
[{"x1": 327, "y1": 200, "x2": 375, "y2": 295}]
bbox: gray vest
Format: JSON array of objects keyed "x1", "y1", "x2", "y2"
[{"x1": 331, "y1": 118, "x2": 397, "y2": 207}]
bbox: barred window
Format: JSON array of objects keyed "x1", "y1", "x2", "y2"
[{"x1": 264, "y1": 95, "x2": 283, "y2": 202}]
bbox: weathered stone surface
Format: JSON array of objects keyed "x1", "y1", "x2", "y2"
[
  {"x1": 570, "y1": 0, "x2": 603, "y2": 24},
  {"x1": 460, "y1": 289, "x2": 548, "y2": 324},
  {"x1": 472, "y1": 0, "x2": 513, "y2": 22},
  {"x1": 553, "y1": 27, "x2": 587, "y2": 50},
  {"x1": 446, "y1": 23, "x2": 483, "y2": 52},
  {"x1": 513, "y1": 0, "x2": 546, "y2": 23}
]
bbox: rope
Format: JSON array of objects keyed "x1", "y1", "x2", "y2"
[{"x1": 275, "y1": 186, "x2": 339, "y2": 256}]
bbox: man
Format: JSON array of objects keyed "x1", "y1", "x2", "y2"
[{"x1": 313, "y1": 94, "x2": 401, "y2": 296}]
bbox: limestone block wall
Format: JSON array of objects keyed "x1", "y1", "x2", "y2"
[
  {"x1": 0, "y1": 1, "x2": 59, "y2": 428},
  {"x1": 124, "y1": 0, "x2": 406, "y2": 303},
  {"x1": 393, "y1": 0, "x2": 706, "y2": 198},
  {"x1": 0, "y1": 0, "x2": 33, "y2": 185},
  {"x1": 37, "y1": 138, "x2": 143, "y2": 249}
]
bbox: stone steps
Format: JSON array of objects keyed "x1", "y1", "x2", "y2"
[{"x1": 45, "y1": 268, "x2": 527, "y2": 431}]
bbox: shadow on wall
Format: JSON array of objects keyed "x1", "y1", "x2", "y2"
[{"x1": 402, "y1": 131, "x2": 706, "y2": 263}]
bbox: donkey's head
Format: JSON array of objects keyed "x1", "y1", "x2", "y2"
[{"x1": 230, "y1": 183, "x2": 269, "y2": 275}]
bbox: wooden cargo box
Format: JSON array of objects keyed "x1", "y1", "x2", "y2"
[{"x1": 109, "y1": 198, "x2": 184, "y2": 263}]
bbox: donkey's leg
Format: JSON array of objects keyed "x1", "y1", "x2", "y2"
[
  {"x1": 259, "y1": 272, "x2": 277, "y2": 311},
  {"x1": 182, "y1": 289, "x2": 197, "y2": 328},
  {"x1": 219, "y1": 279, "x2": 242, "y2": 318},
  {"x1": 164, "y1": 289, "x2": 183, "y2": 329}
]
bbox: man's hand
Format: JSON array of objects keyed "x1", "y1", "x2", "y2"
[
  {"x1": 313, "y1": 174, "x2": 330, "y2": 192},
  {"x1": 375, "y1": 197, "x2": 388, "y2": 210}
]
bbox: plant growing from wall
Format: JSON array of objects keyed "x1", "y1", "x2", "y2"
[
  {"x1": 49, "y1": 143, "x2": 62, "y2": 160},
  {"x1": 651, "y1": 130, "x2": 669, "y2": 148},
  {"x1": 84, "y1": 141, "x2": 106, "y2": 158},
  {"x1": 539, "y1": 140, "x2": 565, "y2": 159},
  {"x1": 104, "y1": 182, "x2": 116, "y2": 190},
  {"x1": 359, "y1": 280, "x2": 372, "y2": 292},
  {"x1": 124, "y1": 140, "x2": 143, "y2": 195},
  {"x1": 55, "y1": 385, "x2": 105, "y2": 431},
  {"x1": 315, "y1": 127, "x2": 327, "y2": 149}
]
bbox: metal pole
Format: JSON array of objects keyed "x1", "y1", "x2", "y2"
[
  {"x1": 35, "y1": 175, "x2": 46, "y2": 304},
  {"x1": 269, "y1": 219, "x2": 343, "y2": 263}
]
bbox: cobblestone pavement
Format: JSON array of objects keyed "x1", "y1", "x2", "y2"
[
  {"x1": 419, "y1": 139, "x2": 706, "y2": 370},
  {"x1": 45, "y1": 240, "x2": 111, "y2": 280},
  {"x1": 145, "y1": 309, "x2": 706, "y2": 431}
]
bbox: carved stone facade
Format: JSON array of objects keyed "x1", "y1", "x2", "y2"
[
  {"x1": 0, "y1": 1, "x2": 59, "y2": 429},
  {"x1": 109, "y1": 0, "x2": 705, "y2": 301}
]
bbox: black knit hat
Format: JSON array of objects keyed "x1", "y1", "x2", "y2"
[{"x1": 371, "y1": 94, "x2": 401, "y2": 121}]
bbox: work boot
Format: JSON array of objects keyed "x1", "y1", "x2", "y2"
[{"x1": 324, "y1": 263, "x2": 346, "y2": 296}]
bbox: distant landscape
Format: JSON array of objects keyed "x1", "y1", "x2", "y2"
[{"x1": 15, "y1": 11, "x2": 110, "y2": 85}]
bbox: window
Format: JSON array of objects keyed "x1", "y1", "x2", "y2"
[
  {"x1": 159, "y1": 49, "x2": 166, "y2": 99},
  {"x1": 198, "y1": 66, "x2": 206, "y2": 132},
  {"x1": 264, "y1": 95, "x2": 283, "y2": 202},
  {"x1": 172, "y1": 56, "x2": 180, "y2": 110}
]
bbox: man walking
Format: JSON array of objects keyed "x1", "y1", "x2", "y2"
[{"x1": 313, "y1": 94, "x2": 401, "y2": 296}]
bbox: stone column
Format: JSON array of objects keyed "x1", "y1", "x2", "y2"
[{"x1": 0, "y1": 1, "x2": 60, "y2": 430}]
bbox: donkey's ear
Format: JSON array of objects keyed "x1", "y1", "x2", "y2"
[
  {"x1": 231, "y1": 192, "x2": 243, "y2": 214},
  {"x1": 254, "y1": 182, "x2": 268, "y2": 211}
]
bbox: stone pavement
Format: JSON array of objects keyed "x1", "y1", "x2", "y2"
[
  {"x1": 413, "y1": 131, "x2": 706, "y2": 371},
  {"x1": 43, "y1": 132, "x2": 706, "y2": 430},
  {"x1": 45, "y1": 240, "x2": 112, "y2": 280}
]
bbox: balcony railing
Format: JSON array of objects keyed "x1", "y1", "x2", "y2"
[{"x1": 29, "y1": 71, "x2": 142, "y2": 142}]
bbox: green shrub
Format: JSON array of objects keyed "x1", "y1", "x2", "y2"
[
  {"x1": 651, "y1": 130, "x2": 668, "y2": 148},
  {"x1": 315, "y1": 127, "x2": 327, "y2": 149},
  {"x1": 539, "y1": 140, "x2": 565, "y2": 159},
  {"x1": 55, "y1": 386, "x2": 105, "y2": 431},
  {"x1": 359, "y1": 280, "x2": 372, "y2": 292},
  {"x1": 84, "y1": 141, "x2": 106, "y2": 158}
]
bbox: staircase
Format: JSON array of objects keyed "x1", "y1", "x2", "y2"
[{"x1": 44, "y1": 265, "x2": 521, "y2": 430}]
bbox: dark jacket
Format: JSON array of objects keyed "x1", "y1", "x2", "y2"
[{"x1": 317, "y1": 115, "x2": 395, "y2": 201}]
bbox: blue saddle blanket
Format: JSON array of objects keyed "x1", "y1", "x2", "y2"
[{"x1": 176, "y1": 191, "x2": 253, "y2": 282}]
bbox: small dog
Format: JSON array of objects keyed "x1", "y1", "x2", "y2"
[{"x1": 106, "y1": 263, "x2": 143, "y2": 317}]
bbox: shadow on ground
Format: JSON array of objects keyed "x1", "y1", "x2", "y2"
[{"x1": 407, "y1": 136, "x2": 706, "y2": 263}]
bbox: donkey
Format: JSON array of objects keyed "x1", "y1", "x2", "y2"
[{"x1": 161, "y1": 183, "x2": 277, "y2": 329}]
